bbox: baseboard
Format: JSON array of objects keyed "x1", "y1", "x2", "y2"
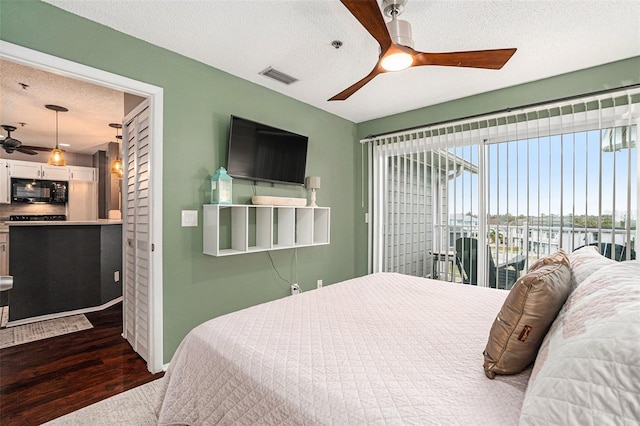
[{"x1": 6, "y1": 296, "x2": 123, "y2": 327}]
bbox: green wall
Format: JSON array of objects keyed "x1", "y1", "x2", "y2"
[{"x1": 0, "y1": 0, "x2": 362, "y2": 362}]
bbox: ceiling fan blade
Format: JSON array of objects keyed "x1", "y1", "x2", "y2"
[
  {"x1": 2, "y1": 137, "x2": 22, "y2": 149},
  {"x1": 340, "y1": 0, "x2": 392, "y2": 52},
  {"x1": 413, "y1": 48, "x2": 517, "y2": 69},
  {"x1": 329, "y1": 66, "x2": 384, "y2": 101},
  {"x1": 17, "y1": 146, "x2": 39, "y2": 155},
  {"x1": 20, "y1": 145, "x2": 52, "y2": 152}
]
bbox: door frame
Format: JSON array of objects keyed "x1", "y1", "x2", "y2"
[{"x1": 0, "y1": 40, "x2": 165, "y2": 373}]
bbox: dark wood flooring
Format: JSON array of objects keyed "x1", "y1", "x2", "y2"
[{"x1": 0, "y1": 302, "x2": 163, "y2": 425}]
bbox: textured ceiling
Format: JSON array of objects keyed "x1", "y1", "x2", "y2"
[
  {"x1": 2, "y1": 0, "x2": 640, "y2": 155},
  {"x1": 0, "y1": 60, "x2": 124, "y2": 155},
  {"x1": 42, "y1": 0, "x2": 640, "y2": 124}
]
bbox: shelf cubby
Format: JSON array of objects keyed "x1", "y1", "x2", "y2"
[{"x1": 203, "y1": 204, "x2": 330, "y2": 257}]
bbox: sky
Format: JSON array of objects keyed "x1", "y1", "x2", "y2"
[{"x1": 448, "y1": 127, "x2": 637, "y2": 224}]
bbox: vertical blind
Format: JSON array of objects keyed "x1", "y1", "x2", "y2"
[{"x1": 363, "y1": 88, "x2": 639, "y2": 286}]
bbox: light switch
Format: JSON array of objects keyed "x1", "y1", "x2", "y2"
[{"x1": 181, "y1": 210, "x2": 198, "y2": 227}]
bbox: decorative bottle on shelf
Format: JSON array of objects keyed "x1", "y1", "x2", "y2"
[{"x1": 210, "y1": 167, "x2": 233, "y2": 204}]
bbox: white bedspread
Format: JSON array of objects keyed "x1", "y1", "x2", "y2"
[{"x1": 156, "y1": 272, "x2": 530, "y2": 425}]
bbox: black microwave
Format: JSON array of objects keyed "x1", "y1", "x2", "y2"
[{"x1": 11, "y1": 178, "x2": 68, "y2": 204}]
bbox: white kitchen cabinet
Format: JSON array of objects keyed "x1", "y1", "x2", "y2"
[
  {"x1": 0, "y1": 233, "x2": 8, "y2": 276},
  {"x1": 68, "y1": 166, "x2": 96, "y2": 181},
  {"x1": 0, "y1": 160, "x2": 9, "y2": 204},
  {"x1": 203, "y1": 204, "x2": 330, "y2": 256},
  {"x1": 8, "y1": 160, "x2": 69, "y2": 180},
  {"x1": 41, "y1": 164, "x2": 69, "y2": 180},
  {"x1": 67, "y1": 180, "x2": 98, "y2": 220},
  {"x1": 8, "y1": 160, "x2": 44, "y2": 179},
  {"x1": 41, "y1": 164, "x2": 70, "y2": 180},
  {"x1": 6, "y1": 160, "x2": 96, "y2": 182}
]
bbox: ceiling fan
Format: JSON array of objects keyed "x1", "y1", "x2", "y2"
[
  {"x1": 1, "y1": 125, "x2": 38, "y2": 155},
  {"x1": 329, "y1": 0, "x2": 517, "y2": 101}
]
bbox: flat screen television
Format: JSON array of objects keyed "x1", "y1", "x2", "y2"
[{"x1": 226, "y1": 115, "x2": 308, "y2": 186}]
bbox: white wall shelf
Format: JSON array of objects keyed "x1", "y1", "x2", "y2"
[{"x1": 203, "y1": 204, "x2": 330, "y2": 257}]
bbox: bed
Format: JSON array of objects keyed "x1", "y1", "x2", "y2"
[
  {"x1": 156, "y1": 252, "x2": 640, "y2": 425},
  {"x1": 155, "y1": 273, "x2": 531, "y2": 425}
]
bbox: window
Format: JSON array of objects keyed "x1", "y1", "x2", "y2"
[{"x1": 365, "y1": 89, "x2": 639, "y2": 286}]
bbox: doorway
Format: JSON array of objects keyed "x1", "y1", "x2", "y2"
[{"x1": 0, "y1": 40, "x2": 164, "y2": 373}]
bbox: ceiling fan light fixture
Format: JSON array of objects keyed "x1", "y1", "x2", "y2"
[
  {"x1": 386, "y1": 18, "x2": 414, "y2": 49},
  {"x1": 381, "y1": 52, "x2": 413, "y2": 71},
  {"x1": 329, "y1": 0, "x2": 517, "y2": 101}
]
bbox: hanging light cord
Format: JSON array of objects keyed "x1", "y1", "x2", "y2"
[{"x1": 55, "y1": 110, "x2": 59, "y2": 149}]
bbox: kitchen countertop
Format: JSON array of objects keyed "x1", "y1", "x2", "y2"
[{"x1": 7, "y1": 219, "x2": 122, "y2": 226}]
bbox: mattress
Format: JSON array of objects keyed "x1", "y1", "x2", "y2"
[{"x1": 156, "y1": 272, "x2": 531, "y2": 425}]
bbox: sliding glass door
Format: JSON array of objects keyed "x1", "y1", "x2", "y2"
[{"x1": 366, "y1": 90, "x2": 638, "y2": 287}]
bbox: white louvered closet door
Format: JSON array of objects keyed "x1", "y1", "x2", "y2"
[{"x1": 122, "y1": 101, "x2": 152, "y2": 364}]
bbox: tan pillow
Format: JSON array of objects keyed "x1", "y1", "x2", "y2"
[
  {"x1": 483, "y1": 251, "x2": 571, "y2": 379},
  {"x1": 527, "y1": 250, "x2": 570, "y2": 273}
]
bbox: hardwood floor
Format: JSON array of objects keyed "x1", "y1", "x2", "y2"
[{"x1": 0, "y1": 302, "x2": 163, "y2": 425}]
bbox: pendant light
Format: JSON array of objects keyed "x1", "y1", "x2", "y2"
[
  {"x1": 45, "y1": 104, "x2": 68, "y2": 166},
  {"x1": 109, "y1": 123, "x2": 123, "y2": 179}
]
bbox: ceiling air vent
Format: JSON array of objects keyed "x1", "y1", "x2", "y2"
[{"x1": 259, "y1": 67, "x2": 298, "y2": 85}]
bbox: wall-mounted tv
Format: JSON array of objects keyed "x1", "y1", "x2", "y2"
[{"x1": 226, "y1": 115, "x2": 308, "y2": 186}]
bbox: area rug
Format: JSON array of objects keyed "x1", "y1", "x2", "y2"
[
  {"x1": 0, "y1": 314, "x2": 93, "y2": 349},
  {"x1": 43, "y1": 378, "x2": 162, "y2": 425}
]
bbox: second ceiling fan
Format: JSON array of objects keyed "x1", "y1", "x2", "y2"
[
  {"x1": 329, "y1": 0, "x2": 517, "y2": 101},
  {"x1": 1, "y1": 125, "x2": 38, "y2": 155}
]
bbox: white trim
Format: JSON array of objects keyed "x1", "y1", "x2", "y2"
[
  {"x1": 162, "y1": 362, "x2": 171, "y2": 371},
  {"x1": 6, "y1": 297, "x2": 123, "y2": 328},
  {"x1": 0, "y1": 41, "x2": 160, "y2": 97},
  {"x1": 476, "y1": 138, "x2": 487, "y2": 287},
  {"x1": 0, "y1": 41, "x2": 164, "y2": 373},
  {"x1": 366, "y1": 142, "x2": 373, "y2": 274},
  {"x1": 636, "y1": 114, "x2": 640, "y2": 258}
]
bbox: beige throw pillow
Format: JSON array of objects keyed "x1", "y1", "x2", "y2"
[{"x1": 483, "y1": 251, "x2": 571, "y2": 379}]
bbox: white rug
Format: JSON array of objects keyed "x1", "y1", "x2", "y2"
[
  {"x1": 43, "y1": 379, "x2": 162, "y2": 425},
  {"x1": 0, "y1": 314, "x2": 93, "y2": 349}
]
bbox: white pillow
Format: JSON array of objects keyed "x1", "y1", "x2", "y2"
[
  {"x1": 567, "y1": 245, "x2": 616, "y2": 292},
  {"x1": 519, "y1": 261, "x2": 640, "y2": 425}
]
